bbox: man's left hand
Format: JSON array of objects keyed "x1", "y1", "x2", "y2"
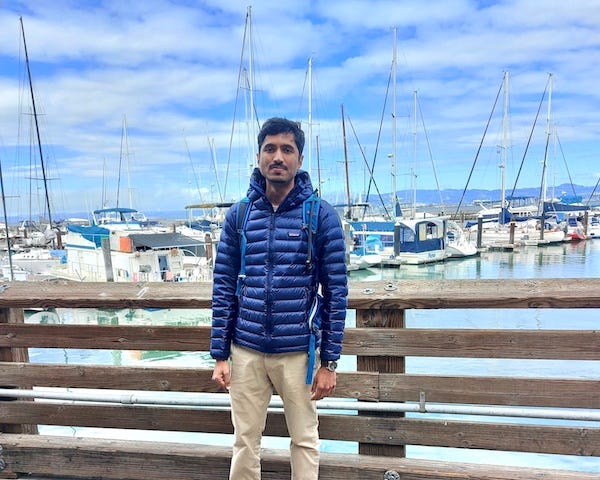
[{"x1": 310, "y1": 367, "x2": 336, "y2": 401}]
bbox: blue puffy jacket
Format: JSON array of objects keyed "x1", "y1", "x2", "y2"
[{"x1": 210, "y1": 169, "x2": 348, "y2": 362}]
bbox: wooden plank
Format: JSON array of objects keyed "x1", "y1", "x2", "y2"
[
  {"x1": 0, "y1": 402, "x2": 597, "y2": 456},
  {"x1": 0, "y1": 278, "x2": 600, "y2": 310},
  {"x1": 0, "y1": 434, "x2": 597, "y2": 480},
  {"x1": 0, "y1": 363, "x2": 379, "y2": 400},
  {"x1": 4, "y1": 325, "x2": 597, "y2": 359},
  {"x1": 379, "y1": 374, "x2": 600, "y2": 408},
  {"x1": 2, "y1": 362, "x2": 596, "y2": 408},
  {"x1": 0, "y1": 324, "x2": 212, "y2": 351},
  {"x1": 343, "y1": 328, "x2": 600, "y2": 359},
  {"x1": 347, "y1": 278, "x2": 600, "y2": 309}
]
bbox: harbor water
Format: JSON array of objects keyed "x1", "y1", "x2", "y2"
[{"x1": 27, "y1": 239, "x2": 600, "y2": 473}]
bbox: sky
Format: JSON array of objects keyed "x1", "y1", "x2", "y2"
[{"x1": 0, "y1": 0, "x2": 599, "y2": 219}]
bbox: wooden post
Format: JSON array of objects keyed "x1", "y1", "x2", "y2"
[
  {"x1": 509, "y1": 221, "x2": 515, "y2": 244},
  {"x1": 476, "y1": 215, "x2": 483, "y2": 249},
  {"x1": 101, "y1": 237, "x2": 114, "y2": 282},
  {"x1": 356, "y1": 307, "x2": 405, "y2": 457},
  {"x1": 204, "y1": 233, "x2": 213, "y2": 266},
  {"x1": 0, "y1": 307, "x2": 38, "y2": 434}
]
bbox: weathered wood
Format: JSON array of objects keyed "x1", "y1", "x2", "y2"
[
  {"x1": 0, "y1": 279, "x2": 597, "y2": 478},
  {"x1": 379, "y1": 373, "x2": 600, "y2": 408},
  {"x1": 1, "y1": 402, "x2": 597, "y2": 457},
  {"x1": 2, "y1": 324, "x2": 598, "y2": 360},
  {"x1": 356, "y1": 308, "x2": 406, "y2": 457},
  {"x1": 0, "y1": 363, "x2": 378, "y2": 400},
  {"x1": 0, "y1": 278, "x2": 600, "y2": 309},
  {"x1": 2, "y1": 362, "x2": 596, "y2": 408},
  {"x1": 0, "y1": 434, "x2": 597, "y2": 480},
  {"x1": 343, "y1": 328, "x2": 600, "y2": 359},
  {"x1": 0, "y1": 307, "x2": 37, "y2": 436}
]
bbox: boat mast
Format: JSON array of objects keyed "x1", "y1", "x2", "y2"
[
  {"x1": 19, "y1": 17, "x2": 53, "y2": 230},
  {"x1": 391, "y1": 27, "x2": 398, "y2": 217},
  {"x1": 539, "y1": 73, "x2": 553, "y2": 212},
  {"x1": 246, "y1": 5, "x2": 257, "y2": 178},
  {"x1": 412, "y1": 90, "x2": 417, "y2": 217},
  {"x1": 500, "y1": 71, "x2": 509, "y2": 222},
  {"x1": 307, "y1": 57, "x2": 313, "y2": 180},
  {"x1": 0, "y1": 157, "x2": 15, "y2": 280},
  {"x1": 341, "y1": 105, "x2": 351, "y2": 219}
]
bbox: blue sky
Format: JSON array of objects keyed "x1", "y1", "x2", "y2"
[{"x1": 0, "y1": 0, "x2": 599, "y2": 218}]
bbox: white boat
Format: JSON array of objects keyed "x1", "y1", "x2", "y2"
[
  {"x1": 350, "y1": 216, "x2": 449, "y2": 266},
  {"x1": 56, "y1": 207, "x2": 213, "y2": 282},
  {"x1": 445, "y1": 220, "x2": 478, "y2": 258},
  {"x1": 1, "y1": 247, "x2": 66, "y2": 279},
  {"x1": 587, "y1": 215, "x2": 600, "y2": 239}
]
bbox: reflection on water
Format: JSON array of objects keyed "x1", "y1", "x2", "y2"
[
  {"x1": 27, "y1": 307, "x2": 214, "y2": 368},
  {"x1": 349, "y1": 240, "x2": 600, "y2": 282}
]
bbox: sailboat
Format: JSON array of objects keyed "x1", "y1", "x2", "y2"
[
  {"x1": 0, "y1": 18, "x2": 64, "y2": 280},
  {"x1": 347, "y1": 29, "x2": 451, "y2": 266},
  {"x1": 460, "y1": 72, "x2": 566, "y2": 247}
]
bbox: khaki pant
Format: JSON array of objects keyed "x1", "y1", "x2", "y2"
[{"x1": 229, "y1": 344, "x2": 319, "y2": 480}]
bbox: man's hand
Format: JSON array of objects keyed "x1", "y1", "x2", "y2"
[
  {"x1": 311, "y1": 367, "x2": 336, "y2": 401},
  {"x1": 212, "y1": 359, "x2": 231, "y2": 390}
]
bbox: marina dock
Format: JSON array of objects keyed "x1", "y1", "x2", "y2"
[{"x1": 0, "y1": 279, "x2": 598, "y2": 479}]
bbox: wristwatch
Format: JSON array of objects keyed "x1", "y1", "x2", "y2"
[{"x1": 322, "y1": 360, "x2": 338, "y2": 372}]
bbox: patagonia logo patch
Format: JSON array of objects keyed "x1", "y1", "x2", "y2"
[{"x1": 288, "y1": 232, "x2": 301, "y2": 238}]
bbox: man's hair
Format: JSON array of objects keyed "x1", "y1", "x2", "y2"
[{"x1": 257, "y1": 117, "x2": 305, "y2": 154}]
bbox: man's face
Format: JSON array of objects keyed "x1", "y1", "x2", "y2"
[{"x1": 257, "y1": 132, "x2": 303, "y2": 186}]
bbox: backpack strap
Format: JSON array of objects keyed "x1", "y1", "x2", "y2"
[
  {"x1": 303, "y1": 190, "x2": 321, "y2": 269},
  {"x1": 235, "y1": 197, "x2": 252, "y2": 296},
  {"x1": 303, "y1": 190, "x2": 322, "y2": 384},
  {"x1": 305, "y1": 293, "x2": 322, "y2": 384}
]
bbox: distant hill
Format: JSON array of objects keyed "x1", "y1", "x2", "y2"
[{"x1": 360, "y1": 183, "x2": 598, "y2": 209}]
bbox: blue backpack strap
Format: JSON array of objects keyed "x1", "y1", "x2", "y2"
[
  {"x1": 235, "y1": 197, "x2": 251, "y2": 296},
  {"x1": 303, "y1": 190, "x2": 321, "y2": 269},
  {"x1": 304, "y1": 190, "x2": 322, "y2": 384},
  {"x1": 305, "y1": 293, "x2": 323, "y2": 384}
]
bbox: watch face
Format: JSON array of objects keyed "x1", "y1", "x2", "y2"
[{"x1": 326, "y1": 361, "x2": 337, "y2": 371}]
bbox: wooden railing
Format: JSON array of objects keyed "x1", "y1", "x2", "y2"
[{"x1": 0, "y1": 279, "x2": 598, "y2": 479}]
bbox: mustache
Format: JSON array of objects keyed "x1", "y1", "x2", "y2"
[{"x1": 269, "y1": 162, "x2": 287, "y2": 170}]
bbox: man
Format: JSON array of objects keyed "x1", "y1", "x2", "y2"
[{"x1": 211, "y1": 117, "x2": 348, "y2": 480}]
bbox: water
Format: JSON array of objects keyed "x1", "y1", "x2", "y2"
[{"x1": 27, "y1": 240, "x2": 600, "y2": 473}]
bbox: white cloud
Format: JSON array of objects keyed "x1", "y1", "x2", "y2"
[{"x1": 0, "y1": 0, "x2": 598, "y2": 216}]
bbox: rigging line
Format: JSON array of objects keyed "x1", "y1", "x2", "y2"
[
  {"x1": 586, "y1": 174, "x2": 600, "y2": 207},
  {"x1": 116, "y1": 115, "x2": 126, "y2": 209},
  {"x1": 346, "y1": 114, "x2": 390, "y2": 220},
  {"x1": 297, "y1": 60, "x2": 309, "y2": 119},
  {"x1": 182, "y1": 130, "x2": 203, "y2": 203},
  {"x1": 225, "y1": 13, "x2": 249, "y2": 202},
  {"x1": 509, "y1": 75, "x2": 550, "y2": 200},
  {"x1": 454, "y1": 76, "x2": 504, "y2": 218},
  {"x1": 0, "y1": 155, "x2": 15, "y2": 281},
  {"x1": 537, "y1": 122, "x2": 552, "y2": 211},
  {"x1": 416, "y1": 93, "x2": 444, "y2": 210},
  {"x1": 555, "y1": 130, "x2": 577, "y2": 196},
  {"x1": 365, "y1": 65, "x2": 393, "y2": 219}
]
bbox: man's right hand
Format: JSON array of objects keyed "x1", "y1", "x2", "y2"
[{"x1": 212, "y1": 359, "x2": 231, "y2": 390}]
